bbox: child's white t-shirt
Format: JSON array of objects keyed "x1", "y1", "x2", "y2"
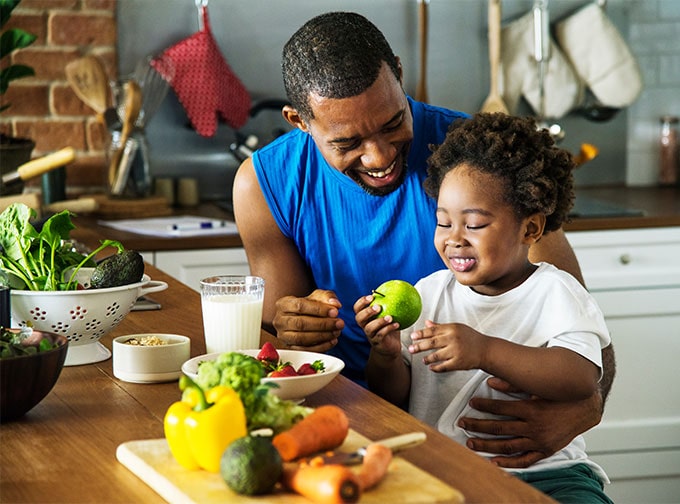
[{"x1": 402, "y1": 262, "x2": 611, "y2": 481}]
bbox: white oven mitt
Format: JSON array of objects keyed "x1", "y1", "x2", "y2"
[
  {"x1": 555, "y1": 3, "x2": 642, "y2": 108},
  {"x1": 501, "y1": 10, "x2": 583, "y2": 119}
]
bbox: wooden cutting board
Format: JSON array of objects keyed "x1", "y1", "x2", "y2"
[
  {"x1": 88, "y1": 194, "x2": 173, "y2": 219},
  {"x1": 116, "y1": 430, "x2": 465, "y2": 503}
]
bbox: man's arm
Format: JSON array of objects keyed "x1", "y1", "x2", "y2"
[
  {"x1": 233, "y1": 159, "x2": 344, "y2": 351},
  {"x1": 529, "y1": 228, "x2": 585, "y2": 284},
  {"x1": 232, "y1": 158, "x2": 314, "y2": 333}
]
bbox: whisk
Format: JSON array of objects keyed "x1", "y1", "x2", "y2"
[{"x1": 133, "y1": 54, "x2": 175, "y2": 128}]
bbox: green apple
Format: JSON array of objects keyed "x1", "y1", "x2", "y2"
[{"x1": 369, "y1": 279, "x2": 422, "y2": 328}]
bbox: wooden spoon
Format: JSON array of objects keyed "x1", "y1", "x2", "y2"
[
  {"x1": 415, "y1": 0, "x2": 429, "y2": 103},
  {"x1": 65, "y1": 56, "x2": 110, "y2": 121},
  {"x1": 108, "y1": 80, "x2": 142, "y2": 188},
  {"x1": 480, "y1": 0, "x2": 510, "y2": 114}
]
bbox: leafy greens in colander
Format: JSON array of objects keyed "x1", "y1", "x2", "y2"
[{"x1": 0, "y1": 203, "x2": 122, "y2": 291}]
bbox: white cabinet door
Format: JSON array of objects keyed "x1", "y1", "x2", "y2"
[
  {"x1": 152, "y1": 248, "x2": 250, "y2": 292},
  {"x1": 567, "y1": 227, "x2": 680, "y2": 503},
  {"x1": 586, "y1": 288, "x2": 680, "y2": 451}
]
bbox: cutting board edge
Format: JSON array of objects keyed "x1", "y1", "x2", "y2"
[
  {"x1": 116, "y1": 433, "x2": 466, "y2": 504},
  {"x1": 117, "y1": 441, "x2": 196, "y2": 504}
]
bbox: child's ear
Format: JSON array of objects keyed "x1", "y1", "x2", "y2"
[{"x1": 523, "y1": 213, "x2": 546, "y2": 244}]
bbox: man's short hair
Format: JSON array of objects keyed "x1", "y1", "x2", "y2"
[{"x1": 282, "y1": 11, "x2": 400, "y2": 121}]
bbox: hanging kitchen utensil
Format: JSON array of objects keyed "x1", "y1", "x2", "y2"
[
  {"x1": 150, "y1": 0, "x2": 251, "y2": 138},
  {"x1": 65, "y1": 56, "x2": 118, "y2": 128},
  {"x1": 108, "y1": 79, "x2": 142, "y2": 189},
  {"x1": 480, "y1": 0, "x2": 509, "y2": 114},
  {"x1": 533, "y1": 0, "x2": 565, "y2": 142},
  {"x1": 133, "y1": 55, "x2": 175, "y2": 129},
  {"x1": 415, "y1": 0, "x2": 429, "y2": 103},
  {"x1": 1, "y1": 147, "x2": 75, "y2": 196}
]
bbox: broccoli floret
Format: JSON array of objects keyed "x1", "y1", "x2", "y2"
[
  {"x1": 248, "y1": 393, "x2": 311, "y2": 433},
  {"x1": 193, "y1": 352, "x2": 311, "y2": 433},
  {"x1": 196, "y1": 353, "x2": 263, "y2": 416}
]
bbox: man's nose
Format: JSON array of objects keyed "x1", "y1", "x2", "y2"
[{"x1": 360, "y1": 140, "x2": 396, "y2": 169}]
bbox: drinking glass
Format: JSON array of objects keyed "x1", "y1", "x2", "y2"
[{"x1": 200, "y1": 275, "x2": 264, "y2": 354}]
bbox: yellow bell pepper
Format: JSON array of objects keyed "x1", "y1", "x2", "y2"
[{"x1": 164, "y1": 375, "x2": 247, "y2": 473}]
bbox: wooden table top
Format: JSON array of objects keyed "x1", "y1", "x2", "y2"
[{"x1": 0, "y1": 264, "x2": 553, "y2": 503}]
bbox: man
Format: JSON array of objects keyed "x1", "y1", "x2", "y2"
[{"x1": 233, "y1": 11, "x2": 615, "y2": 469}]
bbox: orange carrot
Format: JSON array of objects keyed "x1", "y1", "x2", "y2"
[
  {"x1": 281, "y1": 462, "x2": 361, "y2": 504},
  {"x1": 356, "y1": 443, "x2": 393, "y2": 491},
  {"x1": 273, "y1": 405, "x2": 349, "y2": 462}
]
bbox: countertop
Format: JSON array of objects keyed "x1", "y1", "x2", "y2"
[
  {"x1": 0, "y1": 264, "x2": 554, "y2": 503},
  {"x1": 563, "y1": 186, "x2": 680, "y2": 231},
  {"x1": 70, "y1": 186, "x2": 680, "y2": 252}
]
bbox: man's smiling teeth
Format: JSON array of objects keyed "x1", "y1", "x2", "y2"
[
  {"x1": 452, "y1": 257, "x2": 474, "y2": 266},
  {"x1": 365, "y1": 164, "x2": 395, "y2": 178}
]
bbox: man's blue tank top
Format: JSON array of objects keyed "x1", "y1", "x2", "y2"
[{"x1": 252, "y1": 97, "x2": 468, "y2": 382}]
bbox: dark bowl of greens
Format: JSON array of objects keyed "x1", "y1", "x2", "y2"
[{"x1": 0, "y1": 327, "x2": 68, "y2": 422}]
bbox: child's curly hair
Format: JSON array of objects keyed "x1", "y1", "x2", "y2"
[{"x1": 424, "y1": 113, "x2": 574, "y2": 233}]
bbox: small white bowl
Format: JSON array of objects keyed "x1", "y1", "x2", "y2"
[
  {"x1": 182, "y1": 349, "x2": 344, "y2": 402},
  {"x1": 113, "y1": 334, "x2": 190, "y2": 384}
]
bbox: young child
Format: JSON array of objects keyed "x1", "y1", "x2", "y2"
[{"x1": 354, "y1": 113, "x2": 612, "y2": 503}]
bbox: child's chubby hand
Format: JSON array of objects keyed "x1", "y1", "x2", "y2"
[
  {"x1": 409, "y1": 320, "x2": 487, "y2": 372},
  {"x1": 354, "y1": 293, "x2": 402, "y2": 357}
]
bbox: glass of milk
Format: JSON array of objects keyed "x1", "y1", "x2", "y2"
[{"x1": 200, "y1": 275, "x2": 265, "y2": 353}]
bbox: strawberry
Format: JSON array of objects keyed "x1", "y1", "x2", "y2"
[
  {"x1": 268, "y1": 364, "x2": 297, "y2": 378},
  {"x1": 256, "y1": 342, "x2": 280, "y2": 372},
  {"x1": 297, "y1": 360, "x2": 326, "y2": 375}
]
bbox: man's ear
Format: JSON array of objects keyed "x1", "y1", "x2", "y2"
[
  {"x1": 282, "y1": 105, "x2": 309, "y2": 133},
  {"x1": 523, "y1": 213, "x2": 546, "y2": 244}
]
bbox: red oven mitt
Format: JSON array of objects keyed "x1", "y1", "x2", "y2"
[{"x1": 151, "y1": 4, "x2": 251, "y2": 137}]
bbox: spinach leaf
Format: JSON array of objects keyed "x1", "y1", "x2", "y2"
[{"x1": 0, "y1": 203, "x2": 123, "y2": 291}]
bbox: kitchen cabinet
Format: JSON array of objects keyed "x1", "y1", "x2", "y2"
[
  {"x1": 141, "y1": 248, "x2": 250, "y2": 292},
  {"x1": 566, "y1": 226, "x2": 680, "y2": 503}
]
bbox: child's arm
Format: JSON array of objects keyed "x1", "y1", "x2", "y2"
[
  {"x1": 479, "y1": 337, "x2": 600, "y2": 401},
  {"x1": 354, "y1": 294, "x2": 411, "y2": 407},
  {"x1": 409, "y1": 321, "x2": 600, "y2": 402}
]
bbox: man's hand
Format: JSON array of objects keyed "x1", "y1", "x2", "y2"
[
  {"x1": 272, "y1": 289, "x2": 345, "y2": 352},
  {"x1": 458, "y1": 377, "x2": 603, "y2": 468}
]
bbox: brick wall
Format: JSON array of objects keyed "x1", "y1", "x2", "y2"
[{"x1": 1, "y1": 0, "x2": 117, "y2": 192}]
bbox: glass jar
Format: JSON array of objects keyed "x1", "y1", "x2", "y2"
[{"x1": 659, "y1": 115, "x2": 679, "y2": 186}]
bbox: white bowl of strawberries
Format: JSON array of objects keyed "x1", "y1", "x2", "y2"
[{"x1": 181, "y1": 343, "x2": 345, "y2": 402}]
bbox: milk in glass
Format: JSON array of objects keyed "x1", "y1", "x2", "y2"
[
  {"x1": 200, "y1": 275, "x2": 265, "y2": 354},
  {"x1": 202, "y1": 294, "x2": 263, "y2": 353}
]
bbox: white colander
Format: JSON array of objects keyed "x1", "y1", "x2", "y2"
[{"x1": 10, "y1": 270, "x2": 167, "y2": 366}]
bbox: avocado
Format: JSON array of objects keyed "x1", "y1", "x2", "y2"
[
  {"x1": 220, "y1": 435, "x2": 282, "y2": 496},
  {"x1": 89, "y1": 250, "x2": 144, "y2": 289}
]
